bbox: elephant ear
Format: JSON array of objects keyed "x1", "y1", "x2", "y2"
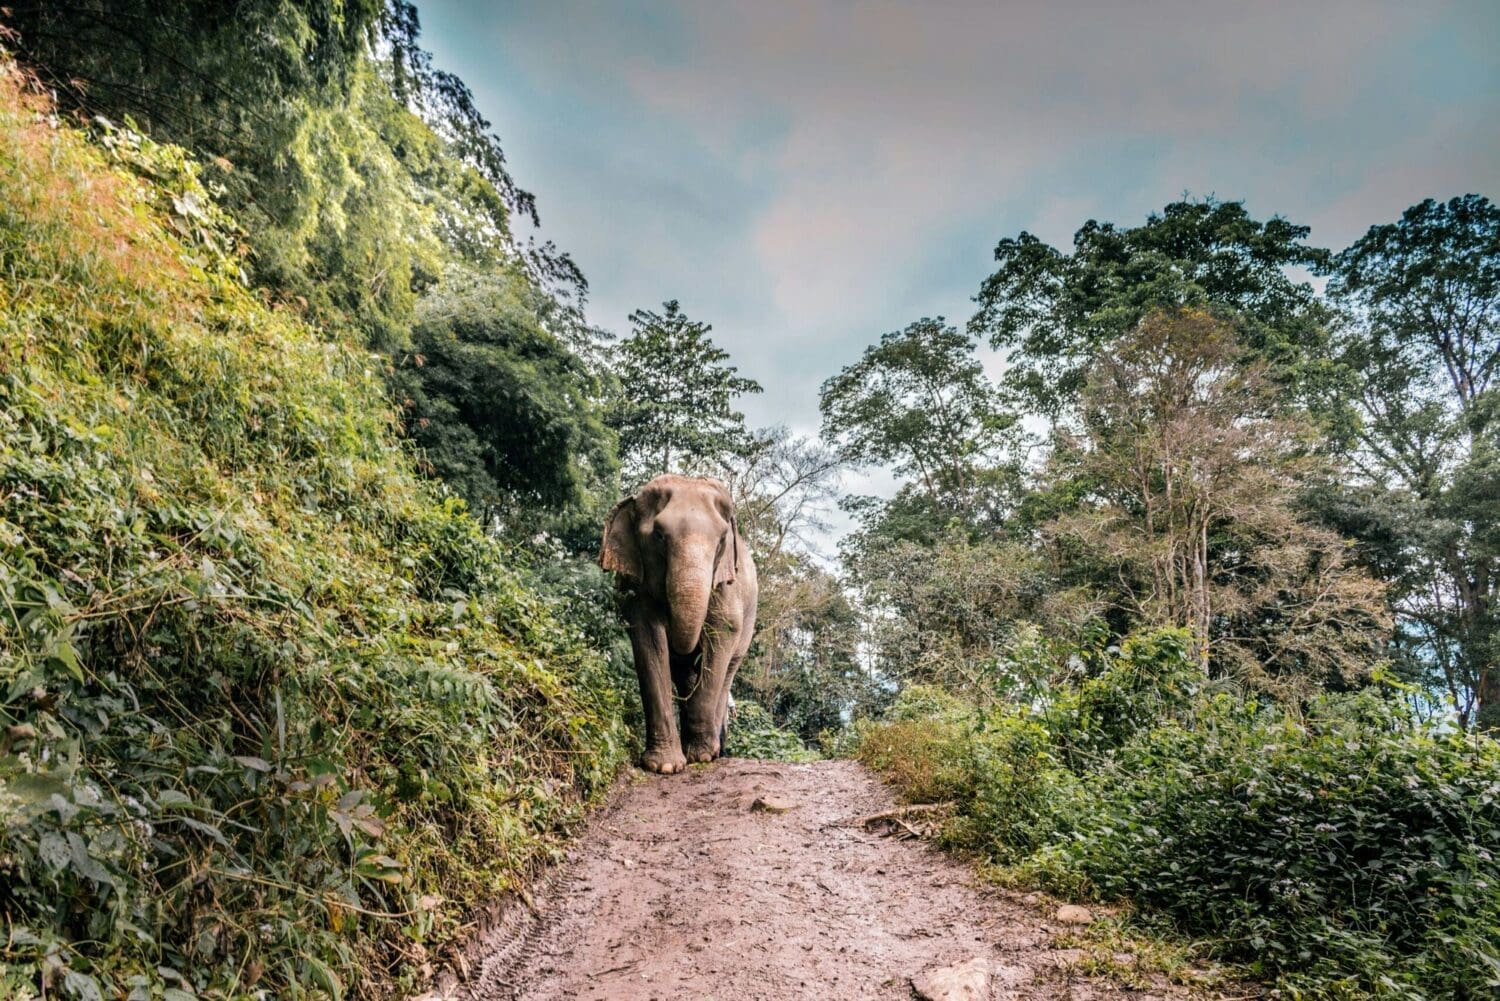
[
  {"x1": 713, "y1": 514, "x2": 740, "y2": 588},
  {"x1": 600, "y1": 497, "x2": 641, "y2": 579}
]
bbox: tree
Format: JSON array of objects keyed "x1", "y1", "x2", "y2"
[
  {"x1": 719, "y1": 428, "x2": 872, "y2": 739},
  {"x1": 819, "y1": 317, "x2": 1020, "y2": 519},
  {"x1": 1325, "y1": 195, "x2": 1500, "y2": 728},
  {"x1": 969, "y1": 199, "x2": 1331, "y2": 419},
  {"x1": 735, "y1": 561, "x2": 872, "y2": 742},
  {"x1": 1046, "y1": 309, "x2": 1388, "y2": 695},
  {"x1": 6, "y1": 0, "x2": 615, "y2": 526},
  {"x1": 608, "y1": 300, "x2": 762, "y2": 482},
  {"x1": 846, "y1": 528, "x2": 1072, "y2": 698},
  {"x1": 725, "y1": 428, "x2": 845, "y2": 563},
  {"x1": 392, "y1": 267, "x2": 617, "y2": 545},
  {"x1": 4, "y1": 1, "x2": 586, "y2": 338}
]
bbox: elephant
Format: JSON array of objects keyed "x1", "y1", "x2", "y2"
[{"x1": 600, "y1": 474, "x2": 758, "y2": 774}]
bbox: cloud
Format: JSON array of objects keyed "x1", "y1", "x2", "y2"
[{"x1": 418, "y1": 0, "x2": 1500, "y2": 509}]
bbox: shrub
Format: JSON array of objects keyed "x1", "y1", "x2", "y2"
[
  {"x1": 728, "y1": 701, "x2": 819, "y2": 762},
  {"x1": 855, "y1": 719, "x2": 972, "y2": 804},
  {"x1": 1062, "y1": 695, "x2": 1500, "y2": 999},
  {"x1": 1043, "y1": 627, "x2": 1200, "y2": 768},
  {"x1": 882, "y1": 683, "x2": 976, "y2": 724},
  {"x1": 964, "y1": 716, "x2": 1085, "y2": 863}
]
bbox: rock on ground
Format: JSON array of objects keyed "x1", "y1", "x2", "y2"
[
  {"x1": 912, "y1": 957, "x2": 993, "y2": 1000},
  {"x1": 1055, "y1": 904, "x2": 1095, "y2": 926}
]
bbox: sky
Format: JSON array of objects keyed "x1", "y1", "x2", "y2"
[{"x1": 417, "y1": 0, "x2": 1500, "y2": 547}]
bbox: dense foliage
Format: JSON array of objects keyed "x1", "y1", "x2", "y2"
[
  {"x1": 1322, "y1": 195, "x2": 1500, "y2": 728},
  {"x1": 0, "y1": 65, "x2": 628, "y2": 998},
  {"x1": 969, "y1": 199, "x2": 1332, "y2": 418},
  {"x1": 724, "y1": 701, "x2": 820, "y2": 762},
  {"x1": 857, "y1": 632, "x2": 1500, "y2": 998},
  {"x1": 828, "y1": 195, "x2": 1499, "y2": 729},
  {"x1": 829, "y1": 193, "x2": 1499, "y2": 999},
  {"x1": 392, "y1": 267, "x2": 618, "y2": 544},
  {"x1": 3, "y1": 0, "x2": 615, "y2": 547},
  {"x1": 820, "y1": 317, "x2": 1017, "y2": 516},
  {"x1": 1051, "y1": 308, "x2": 1389, "y2": 693}
]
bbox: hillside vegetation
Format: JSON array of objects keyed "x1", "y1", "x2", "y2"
[{"x1": 0, "y1": 62, "x2": 626, "y2": 998}]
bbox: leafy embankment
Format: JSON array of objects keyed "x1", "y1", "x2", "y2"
[
  {"x1": 0, "y1": 63, "x2": 627, "y2": 999},
  {"x1": 857, "y1": 631, "x2": 1500, "y2": 1000}
]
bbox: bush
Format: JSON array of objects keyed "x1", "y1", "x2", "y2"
[
  {"x1": 0, "y1": 66, "x2": 628, "y2": 999},
  {"x1": 1061, "y1": 694, "x2": 1500, "y2": 999},
  {"x1": 882, "y1": 683, "x2": 976, "y2": 724},
  {"x1": 854, "y1": 628, "x2": 1500, "y2": 999},
  {"x1": 728, "y1": 701, "x2": 819, "y2": 762},
  {"x1": 965, "y1": 716, "x2": 1085, "y2": 863},
  {"x1": 856, "y1": 719, "x2": 972, "y2": 804},
  {"x1": 1042, "y1": 627, "x2": 1201, "y2": 768}
]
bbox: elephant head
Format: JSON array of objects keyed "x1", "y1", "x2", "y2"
[{"x1": 600, "y1": 475, "x2": 740, "y2": 655}]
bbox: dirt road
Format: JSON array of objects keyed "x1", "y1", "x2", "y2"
[{"x1": 463, "y1": 759, "x2": 1203, "y2": 1000}]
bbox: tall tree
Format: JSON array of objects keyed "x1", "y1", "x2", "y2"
[
  {"x1": 724, "y1": 429, "x2": 870, "y2": 738},
  {"x1": 819, "y1": 317, "x2": 1020, "y2": 520},
  {"x1": 608, "y1": 300, "x2": 762, "y2": 482},
  {"x1": 1325, "y1": 194, "x2": 1500, "y2": 728},
  {"x1": 1046, "y1": 308, "x2": 1388, "y2": 695},
  {"x1": 969, "y1": 199, "x2": 1331, "y2": 419},
  {"x1": 726, "y1": 428, "x2": 845, "y2": 564}
]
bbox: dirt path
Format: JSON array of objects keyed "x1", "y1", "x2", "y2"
[{"x1": 463, "y1": 759, "x2": 1201, "y2": 1000}]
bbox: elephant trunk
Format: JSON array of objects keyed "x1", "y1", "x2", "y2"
[{"x1": 666, "y1": 544, "x2": 714, "y2": 655}]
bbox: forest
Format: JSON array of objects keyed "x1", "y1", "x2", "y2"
[{"x1": 0, "y1": 2, "x2": 1497, "y2": 999}]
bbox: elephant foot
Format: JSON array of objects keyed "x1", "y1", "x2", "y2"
[
  {"x1": 681, "y1": 737, "x2": 720, "y2": 764},
  {"x1": 641, "y1": 747, "x2": 687, "y2": 775}
]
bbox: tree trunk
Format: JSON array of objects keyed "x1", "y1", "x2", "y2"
[{"x1": 1477, "y1": 663, "x2": 1500, "y2": 733}]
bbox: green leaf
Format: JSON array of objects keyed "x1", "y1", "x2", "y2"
[
  {"x1": 50, "y1": 638, "x2": 84, "y2": 683},
  {"x1": 62, "y1": 970, "x2": 103, "y2": 1001},
  {"x1": 305, "y1": 957, "x2": 343, "y2": 1001}
]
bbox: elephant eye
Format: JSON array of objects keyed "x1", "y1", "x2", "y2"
[{"x1": 651, "y1": 524, "x2": 666, "y2": 541}]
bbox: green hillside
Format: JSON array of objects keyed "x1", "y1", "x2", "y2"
[{"x1": 0, "y1": 61, "x2": 625, "y2": 998}]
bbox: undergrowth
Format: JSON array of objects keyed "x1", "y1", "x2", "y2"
[
  {"x1": 726, "y1": 701, "x2": 819, "y2": 762},
  {"x1": 855, "y1": 632, "x2": 1500, "y2": 1000},
  {"x1": 0, "y1": 62, "x2": 628, "y2": 999}
]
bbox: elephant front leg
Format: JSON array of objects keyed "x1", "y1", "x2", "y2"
[
  {"x1": 630, "y1": 616, "x2": 686, "y2": 774},
  {"x1": 680, "y1": 629, "x2": 737, "y2": 764}
]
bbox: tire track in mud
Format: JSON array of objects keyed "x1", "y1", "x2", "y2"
[{"x1": 459, "y1": 759, "x2": 1207, "y2": 1001}]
